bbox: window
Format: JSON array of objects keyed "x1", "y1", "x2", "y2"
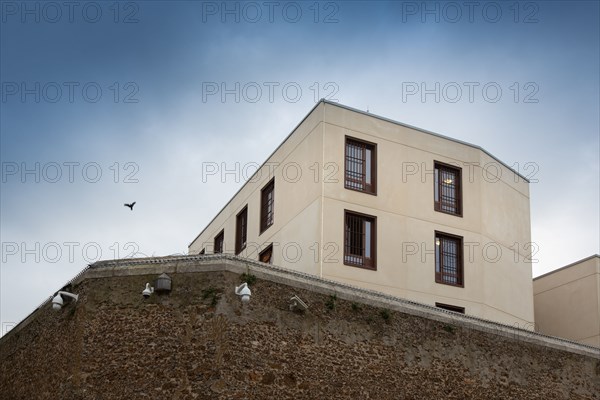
[
  {"x1": 259, "y1": 244, "x2": 273, "y2": 264},
  {"x1": 235, "y1": 206, "x2": 248, "y2": 255},
  {"x1": 344, "y1": 211, "x2": 376, "y2": 269},
  {"x1": 435, "y1": 302, "x2": 465, "y2": 314},
  {"x1": 214, "y1": 230, "x2": 224, "y2": 254},
  {"x1": 345, "y1": 137, "x2": 376, "y2": 194},
  {"x1": 434, "y1": 162, "x2": 462, "y2": 216},
  {"x1": 435, "y1": 232, "x2": 463, "y2": 287},
  {"x1": 260, "y1": 179, "x2": 275, "y2": 233},
  {"x1": 199, "y1": 248, "x2": 205, "y2": 255}
]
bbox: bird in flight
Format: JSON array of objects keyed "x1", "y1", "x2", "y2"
[{"x1": 124, "y1": 202, "x2": 136, "y2": 211}]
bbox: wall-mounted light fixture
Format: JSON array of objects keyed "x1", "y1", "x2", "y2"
[
  {"x1": 155, "y1": 273, "x2": 172, "y2": 294},
  {"x1": 52, "y1": 291, "x2": 79, "y2": 311},
  {"x1": 234, "y1": 282, "x2": 251, "y2": 304},
  {"x1": 289, "y1": 295, "x2": 308, "y2": 311},
  {"x1": 142, "y1": 283, "x2": 154, "y2": 299}
]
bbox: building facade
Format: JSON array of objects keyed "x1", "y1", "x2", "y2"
[
  {"x1": 189, "y1": 100, "x2": 534, "y2": 326},
  {"x1": 534, "y1": 255, "x2": 600, "y2": 346}
]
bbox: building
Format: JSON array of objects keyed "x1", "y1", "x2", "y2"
[
  {"x1": 534, "y1": 254, "x2": 600, "y2": 346},
  {"x1": 189, "y1": 100, "x2": 534, "y2": 327},
  {"x1": 1, "y1": 255, "x2": 598, "y2": 399}
]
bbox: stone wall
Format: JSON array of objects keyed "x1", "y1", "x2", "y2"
[{"x1": 1, "y1": 262, "x2": 599, "y2": 399}]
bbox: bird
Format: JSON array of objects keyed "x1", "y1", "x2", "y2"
[{"x1": 124, "y1": 202, "x2": 136, "y2": 210}]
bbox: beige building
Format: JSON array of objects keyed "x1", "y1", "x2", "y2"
[
  {"x1": 189, "y1": 100, "x2": 534, "y2": 326},
  {"x1": 533, "y1": 255, "x2": 600, "y2": 346}
]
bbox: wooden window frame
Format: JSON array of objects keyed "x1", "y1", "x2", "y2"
[
  {"x1": 344, "y1": 210, "x2": 376, "y2": 270},
  {"x1": 235, "y1": 206, "x2": 248, "y2": 255},
  {"x1": 260, "y1": 178, "x2": 275, "y2": 234},
  {"x1": 214, "y1": 230, "x2": 224, "y2": 254},
  {"x1": 345, "y1": 136, "x2": 377, "y2": 195},
  {"x1": 259, "y1": 244, "x2": 273, "y2": 264},
  {"x1": 435, "y1": 302, "x2": 465, "y2": 314},
  {"x1": 434, "y1": 231, "x2": 464, "y2": 287},
  {"x1": 434, "y1": 161, "x2": 462, "y2": 217}
]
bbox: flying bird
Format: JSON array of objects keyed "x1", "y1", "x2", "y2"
[{"x1": 124, "y1": 202, "x2": 136, "y2": 211}]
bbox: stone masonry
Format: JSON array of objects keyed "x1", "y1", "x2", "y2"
[{"x1": 1, "y1": 255, "x2": 599, "y2": 399}]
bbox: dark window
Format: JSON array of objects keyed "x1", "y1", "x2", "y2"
[
  {"x1": 235, "y1": 206, "x2": 248, "y2": 255},
  {"x1": 434, "y1": 162, "x2": 462, "y2": 216},
  {"x1": 345, "y1": 137, "x2": 376, "y2": 194},
  {"x1": 214, "y1": 230, "x2": 224, "y2": 254},
  {"x1": 260, "y1": 179, "x2": 275, "y2": 233},
  {"x1": 344, "y1": 211, "x2": 376, "y2": 269},
  {"x1": 435, "y1": 302, "x2": 465, "y2": 314},
  {"x1": 199, "y1": 248, "x2": 205, "y2": 255},
  {"x1": 259, "y1": 244, "x2": 273, "y2": 264},
  {"x1": 435, "y1": 232, "x2": 463, "y2": 287}
]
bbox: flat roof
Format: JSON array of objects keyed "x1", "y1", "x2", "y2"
[{"x1": 533, "y1": 254, "x2": 600, "y2": 281}]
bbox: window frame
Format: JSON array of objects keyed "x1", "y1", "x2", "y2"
[
  {"x1": 435, "y1": 302, "x2": 465, "y2": 314},
  {"x1": 434, "y1": 231, "x2": 464, "y2": 287},
  {"x1": 235, "y1": 206, "x2": 248, "y2": 255},
  {"x1": 214, "y1": 229, "x2": 224, "y2": 254},
  {"x1": 260, "y1": 178, "x2": 275, "y2": 234},
  {"x1": 434, "y1": 161, "x2": 462, "y2": 217},
  {"x1": 344, "y1": 136, "x2": 377, "y2": 195},
  {"x1": 259, "y1": 244, "x2": 273, "y2": 264},
  {"x1": 343, "y1": 210, "x2": 377, "y2": 270}
]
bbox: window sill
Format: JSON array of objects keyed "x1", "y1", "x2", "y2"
[
  {"x1": 435, "y1": 280, "x2": 464, "y2": 288},
  {"x1": 344, "y1": 185, "x2": 377, "y2": 196},
  {"x1": 344, "y1": 260, "x2": 376, "y2": 271}
]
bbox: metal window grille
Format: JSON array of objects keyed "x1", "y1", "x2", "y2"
[
  {"x1": 235, "y1": 207, "x2": 248, "y2": 254},
  {"x1": 260, "y1": 180, "x2": 275, "y2": 232},
  {"x1": 214, "y1": 231, "x2": 224, "y2": 254},
  {"x1": 344, "y1": 211, "x2": 375, "y2": 269},
  {"x1": 434, "y1": 163, "x2": 461, "y2": 215},
  {"x1": 435, "y1": 233, "x2": 463, "y2": 286},
  {"x1": 345, "y1": 138, "x2": 375, "y2": 194}
]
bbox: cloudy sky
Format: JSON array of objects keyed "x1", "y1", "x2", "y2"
[{"x1": 1, "y1": 1, "x2": 598, "y2": 335}]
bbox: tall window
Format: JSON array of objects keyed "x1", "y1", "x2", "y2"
[
  {"x1": 435, "y1": 232, "x2": 463, "y2": 287},
  {"x1": 344, "y1": 211, "x2": 376, "y2": 269},
  {"x1": 214, "y1": 230, "x2": 224, "y2": 254},
  {"x1": 345, "y1": 137, "x2": 376, "y2": 194},
  {"x1": 434, "y1": 162, "x2": 462, "y2": 216},
  {"x1": 259, "y1": 244, "x2": 273, "y2": 264},
  {"x1": 260, "y1": 179, "x2": 275, "y2": 233},
  {"x1": 235, "y1": 206, "x2": 248, "y2": 255}
]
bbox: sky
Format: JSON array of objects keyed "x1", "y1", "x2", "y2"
[{"x1": 1, "y1": 0, "x2": 599, "y2": 336}]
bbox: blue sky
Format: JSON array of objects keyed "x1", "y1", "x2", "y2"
[{"x1": 1, "y1": 0, "x2": 599, "y2": 335}]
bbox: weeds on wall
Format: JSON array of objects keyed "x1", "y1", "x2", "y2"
[
  {"x1": 325, "y1": 294, "x2": 337, "y2": 311},
  {"x1": 201, "y1": 287, "x2": 221, "y2": 307},
  {"x1": 443, "y1": 324, "x2": 455, "y2": 334},
  {"x1": 240, "y1": 272, "x2": 257, "y2": 285},
  {"x1": 380, "y1": 309, "x2": 391, "y2": 322}
]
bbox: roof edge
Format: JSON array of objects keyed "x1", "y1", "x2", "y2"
[
  {"x1": 189, "y1": 99, "x2": 530, "y2": 249},
  {"x1": 533, "y1": 254, "x2": 600, "y2": 280},
  {"x1": 188, "y1": 100, "x2": 325, "y2": 248},
  {"x1": 320, "y1": 99, "x2": 530, "y2": 183}
]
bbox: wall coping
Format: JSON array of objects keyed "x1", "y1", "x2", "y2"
[{"x1": 2, "y1": 254, "x2": 599, "y2": 359}]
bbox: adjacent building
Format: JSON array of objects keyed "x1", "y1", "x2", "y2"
[
  {"x1": 189, "y1": 100, "x2": 534, "y2": 326},
  {"x1": 534, "y1": 255, "x2": 600, "y2": 346}
]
